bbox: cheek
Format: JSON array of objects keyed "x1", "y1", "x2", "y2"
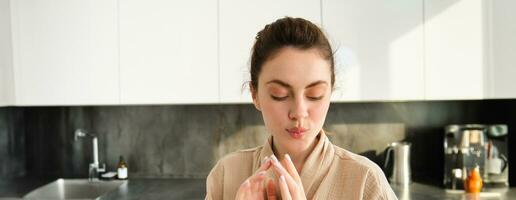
[
  {"x1": 257, "y1": 96, "x2": 288, "y2": 131},
  {"x1": 261, "y1": 101, "x2": 287, "y2": 122},
  {"x1": 308, "y1": 101, "x2": 330, "y2": 121}
]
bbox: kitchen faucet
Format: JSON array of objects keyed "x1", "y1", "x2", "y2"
[{"x1": 74, "y1": 129, "x2": 106, "y2": 181}]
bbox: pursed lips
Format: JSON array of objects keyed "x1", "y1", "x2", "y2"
[{"x1": 286, "y1": 127, "x2": 308, "y2": 139}]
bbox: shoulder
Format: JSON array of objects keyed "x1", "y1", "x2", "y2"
[
  {"x1": 206, "y1": 146, "x2": 264, "y2": 199},
  {"x1": 331, "y1": 145, "x2": 397, "y2": 199},
  {"x1": 217, "y1": 146, "x2": 263, "y2": 166},
  {"x1": 207, "y1": 146, "x2": 263, "y2": 179},
  {"x1": 332, "y1": 145, "x2": 384, "y2": 173}
]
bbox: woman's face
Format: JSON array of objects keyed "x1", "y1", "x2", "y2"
[{"x1": 252, "y1": 47, "x2": 332, "y2": 154}]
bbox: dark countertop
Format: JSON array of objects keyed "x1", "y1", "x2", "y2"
[
  {"x1": 392, "y1": 183, "x2": 516, "y2": 200},
  {"x1": 0, "y1": 178, "x2": 206, "y2": 200},
  {"x1": 0, "y1": 178, "x2": 53, "y2": 199},
  {"x1": 2, "y1": 178, "x2": 516, "y2": 200},
  {"x1": 99, "y1": 179, "x2": 205, "y2": 200}
]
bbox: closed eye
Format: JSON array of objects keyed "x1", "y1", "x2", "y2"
[
  {"x1": 271, "y1": 95, "x2": 288, "y2": 101},
  {"x1": 307, "y1": 96, "x2": 324, "y2": 100}
]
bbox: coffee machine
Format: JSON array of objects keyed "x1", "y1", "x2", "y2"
[{"x1": 443, "y1": 124, "x2": 508, "y2": 190}]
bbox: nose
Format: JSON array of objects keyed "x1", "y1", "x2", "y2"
[{"x1": 288, "y1": 96, "x2": 309, "y2": 121}]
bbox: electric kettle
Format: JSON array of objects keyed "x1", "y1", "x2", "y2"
[{"x1": 384, "y1": 142, "x2": 411, "y2": 186}]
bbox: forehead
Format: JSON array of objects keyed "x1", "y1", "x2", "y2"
[{"x1": 259, "y1": 47, "x2": 331, "y2": 87}]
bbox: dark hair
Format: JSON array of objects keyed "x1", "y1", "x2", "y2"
[{"x1": 249, "y1": 17, "x2": 335, "y2": 93}]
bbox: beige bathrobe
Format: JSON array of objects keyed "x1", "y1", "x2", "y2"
[{"x1": 205, "y1": 131, "x2": 398, "y2": 200}]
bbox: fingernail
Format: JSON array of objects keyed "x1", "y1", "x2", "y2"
[
  {"x1": 280, "y1": 175, "x2": 285, "y2": 183},
  {"x1": 285, "y1": 154, "x2": 291, "y2": 162},
  {"x1": 271, "y1": 155, "x2": 279, "y2": 163},
  {"x1": 258, "y1": 171, "x2": 267, "y2": 176},
  {"x1": 261, "y1": 156, "x2": 269, "y2": 164}
]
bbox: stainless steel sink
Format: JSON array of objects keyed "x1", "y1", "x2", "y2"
[{"x1": 23, "y1": 178, "x2": 127, "y2": 200}]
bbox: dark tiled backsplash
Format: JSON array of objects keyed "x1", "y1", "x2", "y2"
[
  {"x1": 0, "y1": 107, "x2": 25, "y2": 177},
  {"x1": 1, "y1": 100, "x2": 516, "y2": 186}
]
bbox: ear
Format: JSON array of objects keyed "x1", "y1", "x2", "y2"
[{"x1": 250, "y1": 84, "x2": 261, "y2": 111}]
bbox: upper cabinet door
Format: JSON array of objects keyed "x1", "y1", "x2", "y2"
[
  {"x1": 0, "y1": 0, "x2": 14, "y2": 106},
  {"x1": 323, "y1": 0, "x2": 424, "y2": 102},
  {"x1": 424, "y1": 0, "x2": 486, "y2": 100},
  {"x1": 119, "y1": 0, "x2": 218, "y2": 104},
  {"x1": 487, "y1": 0, "x2": 516, "y2": 99},
  {"x1": 11, "y1": 0, "x2": 119, "y2": 105},
  {"x1": 219, "y1": 0, "x2": 321, "y2": 103}
]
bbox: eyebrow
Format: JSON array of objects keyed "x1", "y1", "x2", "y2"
[{"x1": 265, "y1": 79, "x2": 328, "y2": 89}]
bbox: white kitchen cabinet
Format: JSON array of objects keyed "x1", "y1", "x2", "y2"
[
  {"x1": 322, "y1": 0, "x2": 424, "y2": 102},
  {"x1": 119, "y1": 0, "x2": 218, "y2": 104},
  {"x1": 10, "y1": 0, "x2": 119, "y2": 105},
  {"x1": 219, "y1": 0, "x2": 321, "y2": 103},
  {"x1": 0, "y1": 0, "x2": 14, "y2": 106},
  {"x1": 2, "y1": 0, "x2": 512, "y2": 106},
  {"x1": 424, "y1": 0, "x2": 486, "y2": 100},
  {"x1": 486, "y1": 0, "x2": 516, "y2": 99}
]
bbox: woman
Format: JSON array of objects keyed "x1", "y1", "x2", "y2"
[{"x1": 206, "y1": 17, "x2": 397, "y2": 200}]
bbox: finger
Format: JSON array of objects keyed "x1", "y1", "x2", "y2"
[
  {"x1": 249, "y1": 172, "x2": 266, "y2": 193},
  {"x1": 271, "y1": 155, "x2": 304, "y2": 193},
  {"x1": 255, "y1": 156, "x2": 272, "y2": 174},
  {"x1": 250, "y1": 180, "x2": 265, "y2": 199},
  {"x1": 249, "y1": 171, "x2": 267, "y2": 186},
  {"x1": 266, "y1": 179, "x2": 277, "y2": 200},
  {"x1": 270, "y1": 155, "x2": 289, "y2": 177},
  {"x1": 237, "y1": 172, "x2": 266, "y2": 199},
  {"x1": 281, "y1": 154, "x2": 301, "y2": 183},
  {"x1": 261, "y1": 155, "x2": 269, "y2": 165},
  {"x1": 235, "y1": 180, "x2": 250, "y2": 200},
  {"x1": 271, "y1": 155, "x2": 296, "y2": 184},
  {"x1": 278, "y1": 175, "x2": 292, "y2": 200}
]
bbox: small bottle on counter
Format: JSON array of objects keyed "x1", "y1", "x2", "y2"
[
  {"x1": 464, "y1": 165, "x2": 483, "y2": 193},
  {"x1": 117, "y1": 156, "x2": 128, "y2": 180}
]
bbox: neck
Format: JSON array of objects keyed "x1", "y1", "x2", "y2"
[{"x1": 272, "y1": 133, "x2": 320, "y2": 174}]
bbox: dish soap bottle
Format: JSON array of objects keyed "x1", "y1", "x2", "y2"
[
  {"x1": 464, "y1": 165, "x2": 482, "y2": 193},
  {"x1": 117, "y1": 156, "x2": 128, "y2": 180}
]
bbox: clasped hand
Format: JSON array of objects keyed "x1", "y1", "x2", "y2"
[{"x1": 235, "y1": 154, "x2": 306, "y2": 200}]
